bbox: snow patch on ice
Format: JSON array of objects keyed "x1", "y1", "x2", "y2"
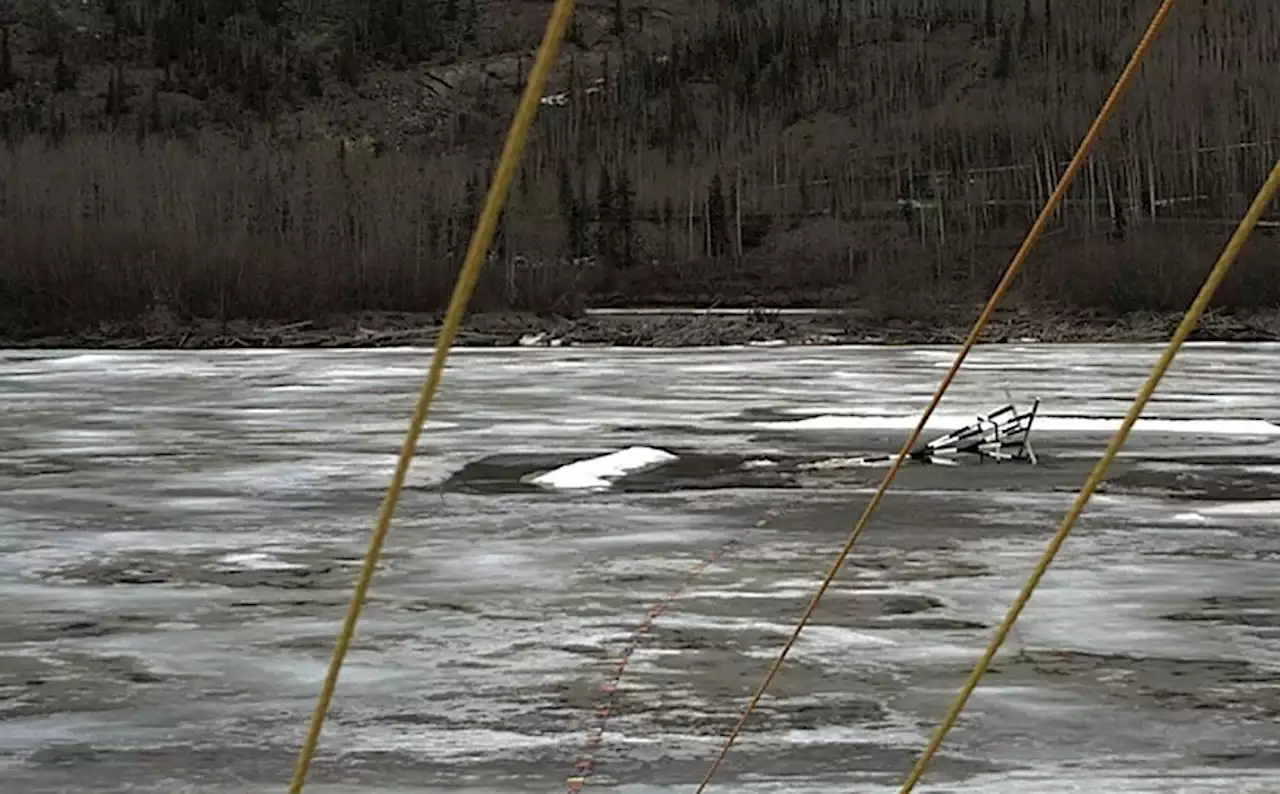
[
  {"x1": 1188, "y1": 500, "x2": 1280, "y2": 517},
  {"x1": 775, "y1": 720, "x2": 927, "y2": 749},
  {"x1": 517, "y1": 332, "x2": 565, "y2": 347},
  {"x1": 214, "y1": 552, "x2": 305, "y2": 571},
  {"x1": 683, "y1": 588, "x2": 821, "y2": 600},
  {"x1": 756, "y1": 414, "x2": 1280, "y2": 436},
  {"x1": 527, "y1": 446, "x2": 678, "y2": 491}
]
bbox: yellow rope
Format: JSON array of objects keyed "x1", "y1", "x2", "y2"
[
  {"x1": 284, "y1": 2, "x2": 577, "y2": 790},
  {"x1": 897, "y1": 156, "x2": 1280, "y2": 793},
  {"x1": 692, "y1": 2, "x2": 1177, "y2": 790}
]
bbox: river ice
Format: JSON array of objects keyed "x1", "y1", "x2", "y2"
[{"x1": 1, "y1": 343, "x2": 1278, "y2": 793}]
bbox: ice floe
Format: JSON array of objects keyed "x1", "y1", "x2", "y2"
[{"x1": 527, "y1": 446, "x2": 678, "y2": 491}]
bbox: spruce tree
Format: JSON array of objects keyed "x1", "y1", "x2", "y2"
[
  {"x1": 615, "y1": 167, "x2": 635, "y2": 268},
  {"x1": 708, "y1": 172, "x2": 727, "y2": 258},
  {"x1": 595, "y1": 164, "x2": 616, "y2": 263},
  {"x1": 0, "y1": 28, "x2": 12, "y2": 91}
]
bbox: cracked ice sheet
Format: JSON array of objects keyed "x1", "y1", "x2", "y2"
[{"x1": 1, "y1": 344, "x2": 1279, "y2": 793}]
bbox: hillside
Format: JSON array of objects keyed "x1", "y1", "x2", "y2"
[{"x1": 0, "y1": 0, "x2": 1278, "y2": 341}]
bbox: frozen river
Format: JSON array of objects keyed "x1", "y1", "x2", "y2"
[{"x1": 1, "y1": 343, "x2": 1279, "y2": 793}]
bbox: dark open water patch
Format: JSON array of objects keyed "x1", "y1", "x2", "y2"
[
  {"x1": 1111, "y1": 458, "x2": 1280, "y2": 501},
  {"x1": 439, "y1": 447, "x2": 1087, "y2": 496},
  {"x1": 441, "y1": 451, "x2": 809, "y2": 495},
  {"x1": 0, "y1": 652, "x2": 173, "y2": 720},
  {"x1": 1163, "y1": 595, "x2": 1280, "y2": 629},
  {"x1": 987, "y1": 649, "x2": 1280, "y2": 723},
  {"x1": 4, "y1": 740, "x2": 1002, "y2": 792},
  {"x1": 40, "y1": 552, "x2": 357, "y2": 590}
]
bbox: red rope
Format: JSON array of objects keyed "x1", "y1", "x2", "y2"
[{"x1": 565, "y1": 535, "x2": 744, "y2": 792}]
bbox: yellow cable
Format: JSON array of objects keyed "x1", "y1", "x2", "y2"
[
  {"x1": 897, "y1": 156, "x2": 1280, "y2": 793},
  {"x1": 692, "y1": 1, "x2": 1178, "y2": 790},
  {"x1": 284, "y1": 1, "x2": 577, "y2": 791}
]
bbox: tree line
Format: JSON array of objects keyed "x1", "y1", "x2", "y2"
[{"x1": 0, "y1": 0, "x2": 1277, "y2": 331}]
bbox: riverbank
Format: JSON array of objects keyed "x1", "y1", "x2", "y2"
[{"x1": 5, "y1": 305, "x2": 1280, "y2": 349}]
